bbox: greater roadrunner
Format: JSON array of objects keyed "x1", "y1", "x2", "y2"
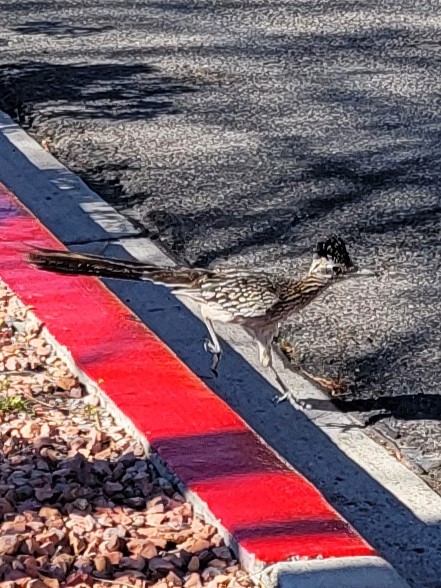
[{"x1": 27, "y1": 235, "x2": 372, "y2": 401}]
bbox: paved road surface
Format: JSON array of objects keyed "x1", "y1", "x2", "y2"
[{"x1": 0, "y1": 0, "x2": 440, "y2": 500}]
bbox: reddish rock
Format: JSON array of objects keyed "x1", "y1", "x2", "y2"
[{"x1": 0, "y1": 534, "x2": 22, "y2": 555}]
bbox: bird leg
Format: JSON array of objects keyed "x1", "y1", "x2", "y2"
[
  {"x1": 269, "y1": 366, "x2": 291, "y2": 404},
  {"x1": 271, "y1": 340, "x2": 334, "y2": 406},
  {"x1": 270, "y1": 361, "x2": 310, "y2": 408},
  {"x1": 263, "y1": 340, "x2": 298, "y2": 402},
  {"x1": 254, "y1": 335, "x2": 301, "y2": 405},
  {"x1": 202, "y1": 317, "x2": 222, "y2": 375}
]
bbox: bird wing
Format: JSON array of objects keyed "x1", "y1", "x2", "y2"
[{"x1": 198, "y1": 271, "x2": 283, "y2": 318}]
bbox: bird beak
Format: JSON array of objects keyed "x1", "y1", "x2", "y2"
[
  {"x1": 309, "y1": 257, "x2": 378, "y2": 278},
  {"x1": 347, "y1": 265, "x2": 378, "y2": 278}
]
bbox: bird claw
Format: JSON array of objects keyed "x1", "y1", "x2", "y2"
[
  {"x1": 273, "y1": 391, "x2": 309, "y2": 410},
  {"x1": 210, "y1": 353, "x2": 221, "y2": 377},
  {"x1": 204, "y1": 338, "x2": 218, "y2": 354},
  {"x1": 204, "y1": 339, "x2": 222, "y2": 376},
  {"x1": 273, "y1": 392, "x2": 288, "y2": 405}
]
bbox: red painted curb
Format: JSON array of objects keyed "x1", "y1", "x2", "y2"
[{"x1": 0, "y1": 184, "x2": 376, "y2": 565}]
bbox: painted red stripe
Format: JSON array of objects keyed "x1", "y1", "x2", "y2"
[{"x1": 0, "y1": 184, "x2": 376, "y2": 563}]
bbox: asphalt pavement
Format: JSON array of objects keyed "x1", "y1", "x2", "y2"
[{"x1": 0, "y1": 0, "x2": 440, "y2": 489}]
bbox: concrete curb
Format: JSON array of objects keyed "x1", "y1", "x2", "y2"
[
  {"x1": 261, "y1": 557, "x2": 410, "y2": 588},
  {"x1": 0, "y1": 110, "x2": 414, "y2": 587}
]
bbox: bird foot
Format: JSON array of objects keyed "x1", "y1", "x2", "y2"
[
  {"x1": 204, "y1": 338, "x2": 220, "y2": 354},
  {"x1": 204, "y1": 339, "x2": 222, "y2": 376},
  {"x1": 210, "y1": 352, "x2": 222, "y2": 376},
  {"x1": 273, "y1": 392, "x2": 289, "y2": 405},
  {"x1": 272, "y1": 392, "x2": 308, "y2": 410}
]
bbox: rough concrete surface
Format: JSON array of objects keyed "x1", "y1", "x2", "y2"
[{"x1": 0, "y1": 0, "x2": 440, "y2": 584}]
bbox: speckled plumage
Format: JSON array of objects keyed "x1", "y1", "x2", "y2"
[{"x1": 27, "y1": 235, "x2": 355, "y2": 387}]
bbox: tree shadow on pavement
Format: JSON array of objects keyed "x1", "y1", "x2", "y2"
[
  {"x1": 12, "y1": 21, "x2": 114, "y2": 36},
  {"x1": 0, "y1": 61, "x2": 196, "y2": 124},
  {"x1": 0, "y1": 58, "x2": 197, "y2": 206}
]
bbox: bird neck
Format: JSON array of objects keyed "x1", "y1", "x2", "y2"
[
  {"x1": 293, "y1": 271, "x2": 333, "y2": 299},
  {"x1": 275, "y1": 271, "x2": 333, "y2": 319}
]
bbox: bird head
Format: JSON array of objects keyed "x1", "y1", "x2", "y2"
[{"x1": 309, "y1": 234, "x2": 375, "y2": 278}]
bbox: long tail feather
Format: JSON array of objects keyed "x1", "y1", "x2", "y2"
[{"x1": 26, "y1": 247, "x2": 208, "y2": 287}]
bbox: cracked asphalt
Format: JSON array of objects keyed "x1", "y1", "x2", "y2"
[{"x1": 0, "y1": 0, "x2": 440, "y2": 501}]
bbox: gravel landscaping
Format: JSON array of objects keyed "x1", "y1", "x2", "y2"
[{"x1": 0, "y1": 280, "x2": 253, "y2": 588}]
